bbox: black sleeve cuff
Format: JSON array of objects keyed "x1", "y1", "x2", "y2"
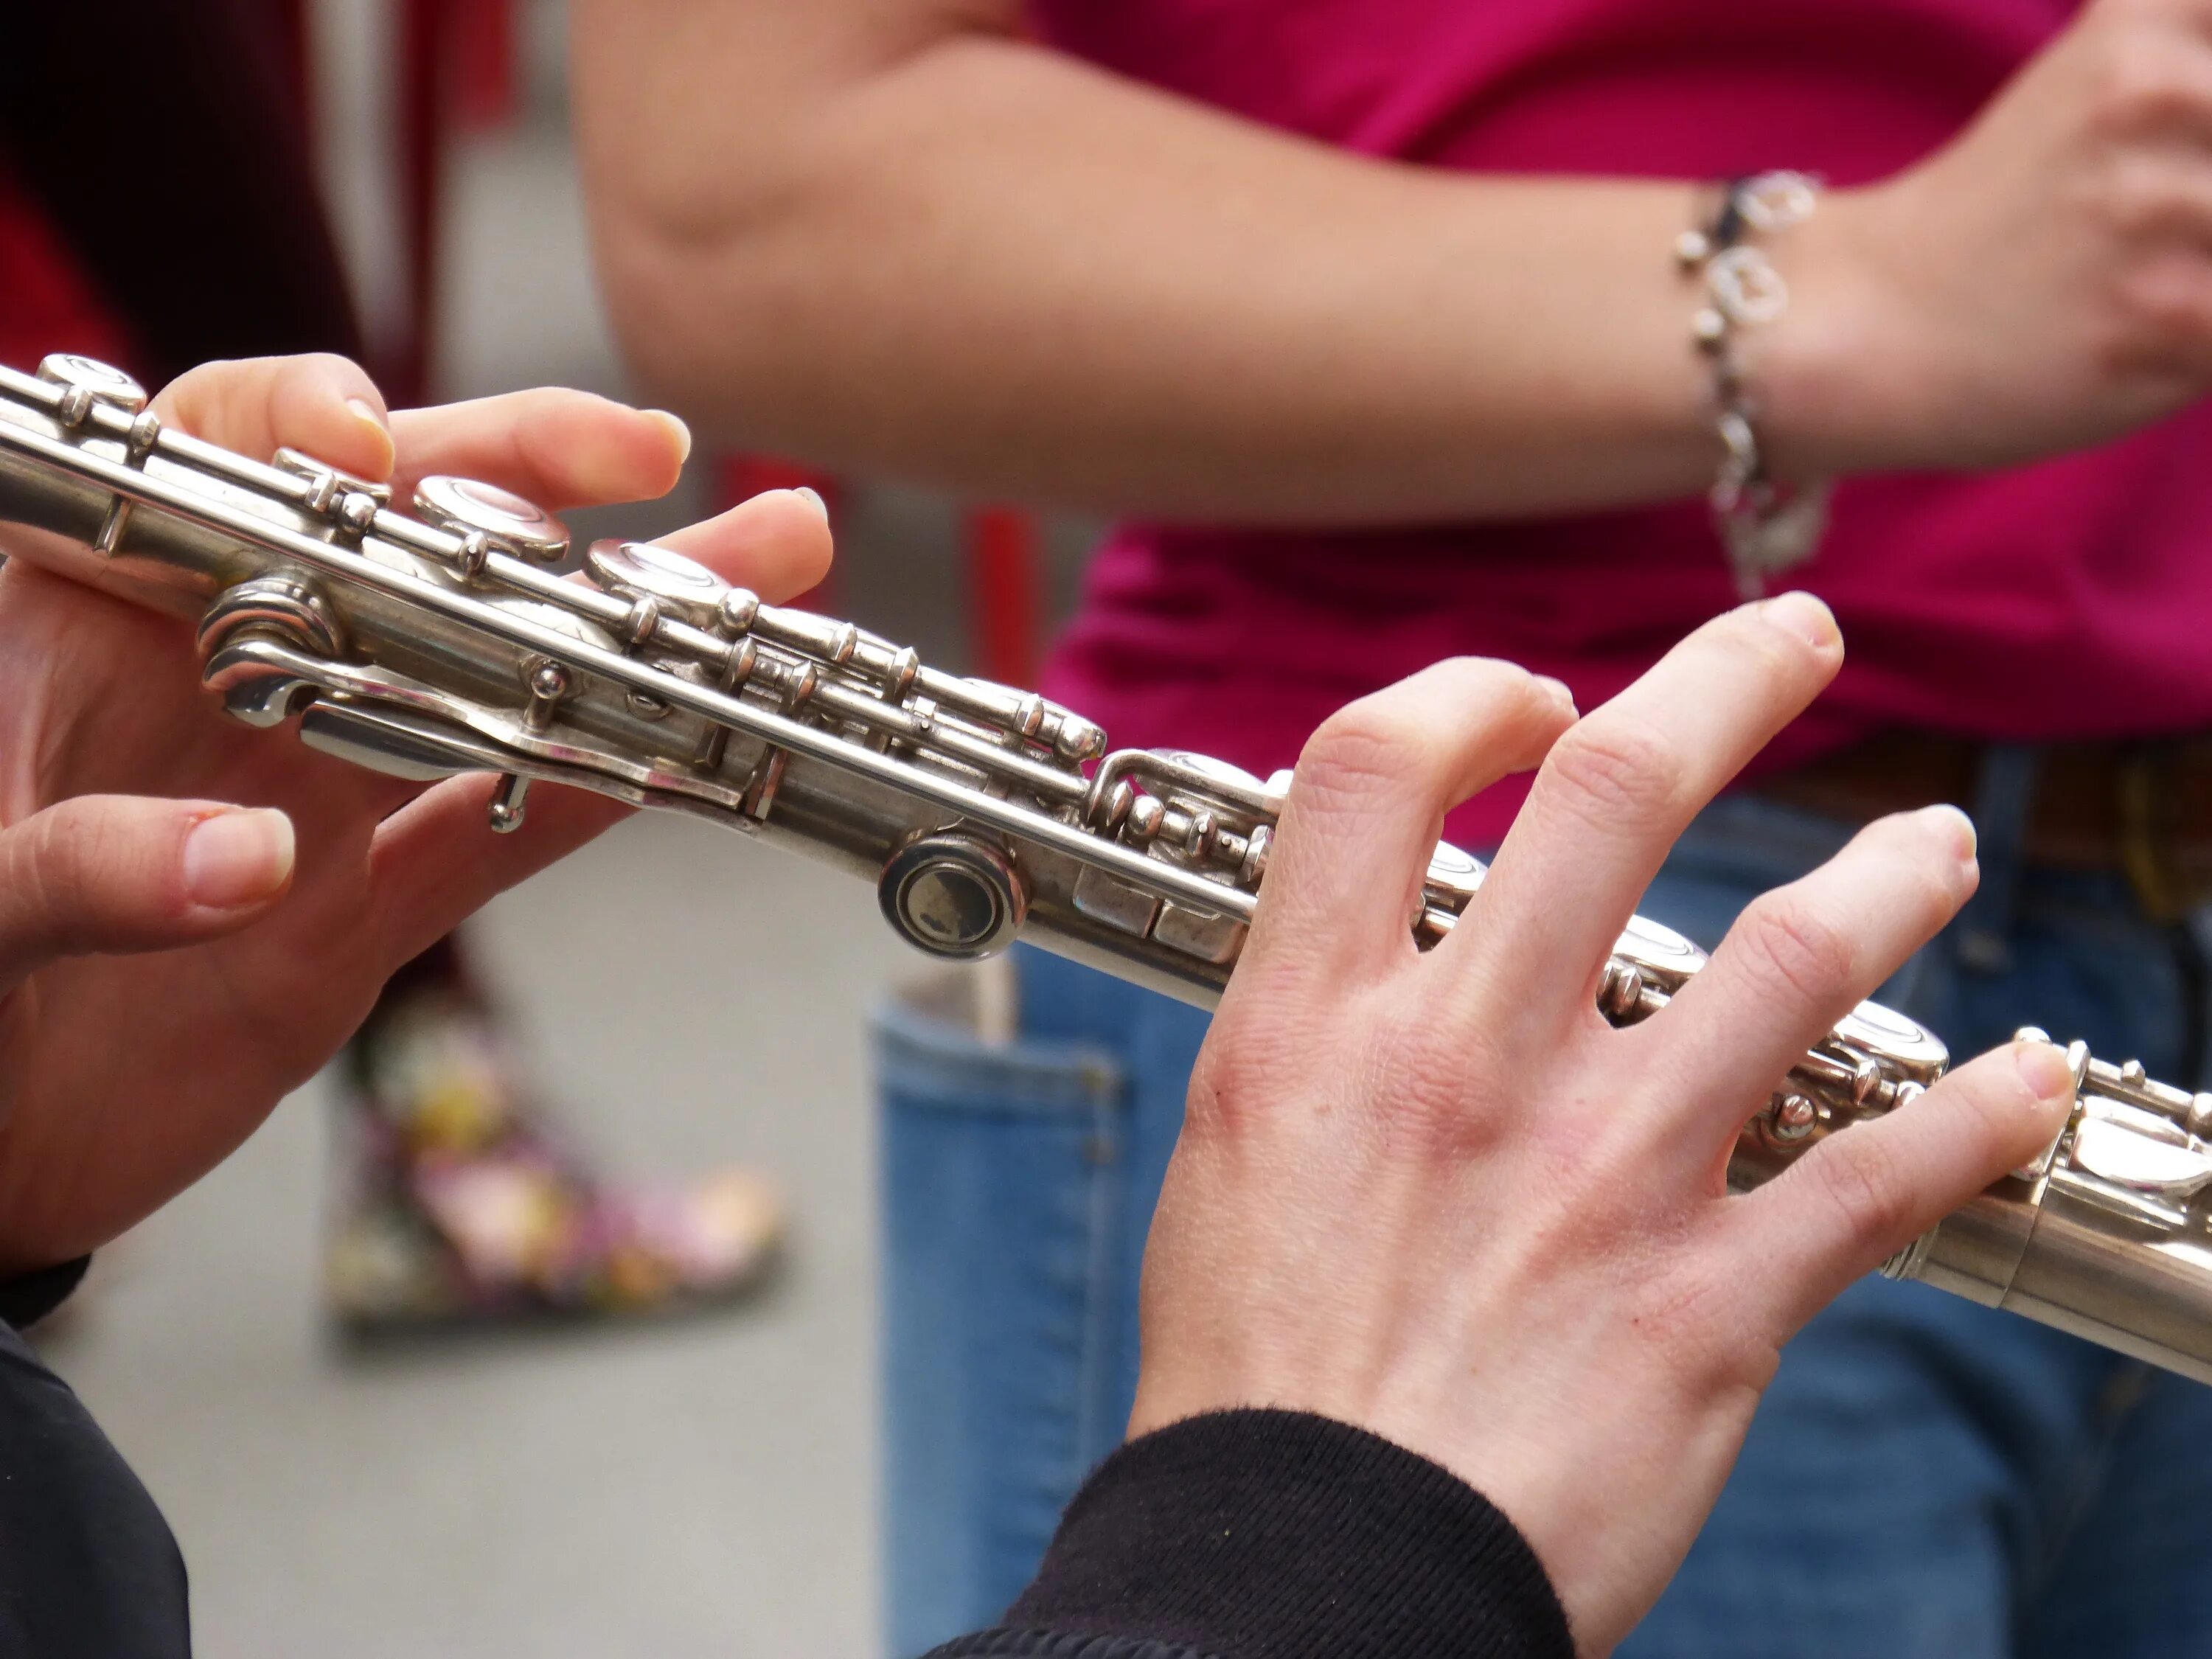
[
  {"x1": 931, "y1": 1408, "x2": 1574, "y2": 1659},
  {"x1": 0, "y1": 1256, "x2": 90, "y2": 1330}
]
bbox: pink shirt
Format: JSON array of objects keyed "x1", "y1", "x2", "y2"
[{"x1": 1030, "y1": 0, "x2": 2212, "y2": 845}]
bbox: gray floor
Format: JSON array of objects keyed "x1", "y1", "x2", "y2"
[
  {"x1": 35, "y1": 16, "x2": 1093, "y2": 1652},
  {"x1": 46, "y1": 830, "x2": 905, "y2": 1659}
]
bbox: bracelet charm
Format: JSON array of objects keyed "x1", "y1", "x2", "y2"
[{"x1": 1677, "y1": 171, "x2": 1830, "y2": 599}]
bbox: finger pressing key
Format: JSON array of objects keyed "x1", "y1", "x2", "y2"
[
  {"x1": 155, "y1": 353, "x2": 393, "y2": 480},
  {"x1": 389, "y1": 388, "x2": 691, "y2": 512},
  {"x1": 1733, "y1": 1038, "x2": 2077, "y2": 1335},
  {"x1": 1454, "y1": 592, "x2": 1843, "y2": 1030},
  {"x1": 1630, "y1": 805, "x2": 1979, "y2": 1169},
  {"x1": 1243, "y1": 658, "x2": 1573, "y2": 980}
]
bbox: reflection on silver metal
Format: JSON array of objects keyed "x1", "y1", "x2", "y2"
[
  {"x1": 487, "y1": 773, "x2": 530, "y2": 834},
  {"x1": 523, "y1": 659, "x2": 571, "y2": 734},
  {"x1": 8, "y1": 352, "x2": 2212, "y2": 1384},
  {"x1": 1839, "y1": 998, "x2": 1950, "y2": 1081},
  {"x1": 1152, "y1": 900, "x2": 1245, "y2": 966},
  {"x1": 1767, "y1": 1093, "x2": 1821, "y2": 1144},
  {"x1": 37, "y1": 352, "x2": 148, "y2": 419},
  {"x1": 195, "y1": 573, "x2": 347, "y2": 664},
  {"x1": 1073, "y1": 863, "x2": 1162, "y2": 938},
  {"x1": 204, "y1": 646, "x2": 319, "y2": 728},
  {"x1": 586, "y1": 538, "x2": 728, "y2": 627},
  {"x1": 1425, "y1": 841, "x2": 1487, "y2": 905},
  {"x1": 298, "y1": 700, "x2": 476, "y2": 779},
  {"x1": 880, "y1": 833, "x2": 1028, "y2": 959},
  {"x1": 2190, "y1": 1092, "x2": 2212, "y2": 1144},
  {"x1": 274, "y1": 447, "x2": 393, "y2": 518},
  {"x1": 2071, "y1": 1116, "x2": 2212, "y2": 1193},
  {"x1": 1615, "y1": 914, "x2": 1705, "y2": 986},
  {"x1": 413, "y1": 473, "x2": 569, "y2": 564},
  {"x1": 1599, "y1": 960, "x2": 1645, "y2": 1020}
]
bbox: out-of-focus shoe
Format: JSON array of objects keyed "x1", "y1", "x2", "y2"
[{"x1": 325, "y1": 987, "x2": 782, "y2": 1336}]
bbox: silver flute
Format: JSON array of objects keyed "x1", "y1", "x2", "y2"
[{"x1": 4, "y1": 351, "x2": 2211, "y2": 1380}]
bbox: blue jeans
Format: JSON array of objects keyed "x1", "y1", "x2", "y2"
[{"x1": 874, "y1": 780, "x2": 2212, "y2": 1658}]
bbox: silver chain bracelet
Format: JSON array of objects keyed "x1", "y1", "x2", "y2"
[{"x1": 1674, "y1": 171, "x2": 1830, "y2": 600}]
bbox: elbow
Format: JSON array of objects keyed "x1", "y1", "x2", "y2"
[
  {"x1": 586, "y1": 189, "x2": 799, "y2": 437},
  {"x1": 593, "y1": 228, "x2": 719, "y2": 413}
]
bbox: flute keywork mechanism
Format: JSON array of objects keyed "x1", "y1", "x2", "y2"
[{"x1": 5, "y1": 351, "x2": 2212, "y2": 1380}]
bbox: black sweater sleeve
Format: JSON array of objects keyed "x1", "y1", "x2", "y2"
[
  {"x1": 0, "y1": 1256, "x2": 89, "y2": 1331},
  {"x1": 0, "y1": 1318, "x2": 189, "y2": 1659},
  {"x1": 928, "y1": 1408, "x2": 1575, "y2": 1659}
]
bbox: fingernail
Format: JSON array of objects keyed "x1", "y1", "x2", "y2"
[
  {"x1": 1534, "y1": 675, "x2": 1578, "y2": 712},
  {"x1": 795, "y1": 485, "x2": 830, "y2": 521},
  {"x1": 1759, "y1": 591, "x2": 1838, "y2": 649},
  {"x1": 183, "y1": 809, "x2": 295, "y2": 910},
  {"x1": 1923, "y1": 803, "x2": 1978, "y2": 863},
  {"x1": 346, "y1": 397, "x2": 395, "y2": 473},
  {"x1": 2014, "y1": 1037, "x2": 2075, "y2": 1102},
  {"x1": 647, "y1": 409, "x2": 692, "y2": 467}
]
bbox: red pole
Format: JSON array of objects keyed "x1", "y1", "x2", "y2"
[
  {"x1": 394, "y1": 0, "x2": 449, "y2": 405},
  {"x1": 965, "y1": 505, "x2": 1043, "y2": 688},
  {"x1": 454, "y1": 0, "x2": 520, "y2": 133}
]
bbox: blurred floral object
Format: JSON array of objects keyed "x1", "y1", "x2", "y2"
[{"x1": 327, "y1": 985, "x2": 782, "y2": 1335}]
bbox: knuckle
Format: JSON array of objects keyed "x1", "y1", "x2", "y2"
[
  {"x1": 1435, "y1": 653, "x2": 1541, "y2": 705},
  {"x1": 150, "y1": 356, "x2": 243, "y2": 425},
  {"x1": 291, "y1": 351, "x2": 380, "y2": 408},
  {"x1": 1424, "y1": 656, "x2": 1568, "y2": 757},
  {"x1": 2096, "y1": 154, "x2": 2197, "y2": 240},
  {"x1": 2089, "y1": 29, "x2": 2209, "y2": 135},
  {"x1": 2108, "y1": 256, "x2": 2212, "y2": 350},
  {"x1": 1186, "y1": 988, "x2": 1301, "y2": 1138},
  {"x1": 1297, "y1": 703, "x2": 1440, "y2": 809},
  {"x1": 1387, "y1": 1038, "x2": 1513, "y2": 1161},
  {"x1": 1890, "y1": 820, "x2": 1975, "y2": 917},
  {"x1": 1540, "y1": 718, "x2": 1681, "y2": 828},
  {"x1": 1733, "y1": 895, "x2": 1857, "y2": 1006},
  {"x1": 1715, "y1": 602, "x2": 1832, "y2": 692},
  {"x1": 20, "y1": 810, "x2": 94, "y2": 953},
  {"x1": 12, "y1": 801, "x2": 171, "y2": 959},
  {"x1": 1402, "y1": 1075, "x2": 1498, "y2": 1158},
  {"x1": 1182, "y1": 1049, "x2": 1234, "y2": 1135},
  {"x1": 299, "y1": 350, "x2": 366, "y2": 380}
]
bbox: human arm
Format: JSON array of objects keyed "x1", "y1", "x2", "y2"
[
  {"x1": 574, "y1": 0, "x2": 2212, "y2": 526},
  {"x1": 934, "y1": 1409, "x2": 1573, "y2": 1659},
  {"x1": 571, "y1": 0, "x2": 1711, "y2": 525},
  {"x1": 1033, "y1": 596, "x2": 2064, "y2": 1656}
]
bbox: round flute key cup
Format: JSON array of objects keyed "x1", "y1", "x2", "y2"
[
  {"x1": 879, "y1": 833, "x2": 1029, "y2": 959},
  {"x1": 36, "y1": 353, "x2": 149, "y2": 414},
  {"x1": 584, "y1": 538, "x2": 730, "y2": 628},
  {"x1": 1425, "y1": 840, "x2": 1488, "y2": 905},
  {"x1": 414, "y1": 474, "x2": 571, "y2": 565}
]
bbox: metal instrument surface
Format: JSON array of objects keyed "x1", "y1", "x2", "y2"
[{"x1": 7, "y1": 352, "x2": 2212, "y2": 1382}]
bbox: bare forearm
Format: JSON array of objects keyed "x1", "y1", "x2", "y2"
[{"x1": 573, "y1": 9, "x2": 1716, "y2": 525}]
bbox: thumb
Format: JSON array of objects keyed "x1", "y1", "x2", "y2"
[{"x1": 0, "y1": 797, "x2": 296, "y2": 990}]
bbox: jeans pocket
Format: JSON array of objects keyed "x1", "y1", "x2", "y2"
[{"x1": 872, "y1": 968, "x2": 1128, "y2": 1655}]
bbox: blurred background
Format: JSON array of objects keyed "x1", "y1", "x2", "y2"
[{"x1": 30, "y1": 2, "x2": 1092, "y2": 1652}]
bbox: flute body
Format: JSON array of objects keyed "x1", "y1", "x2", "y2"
[{"x1": 5, "y1": 352, "x2": 2211, "y2": 1382}]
